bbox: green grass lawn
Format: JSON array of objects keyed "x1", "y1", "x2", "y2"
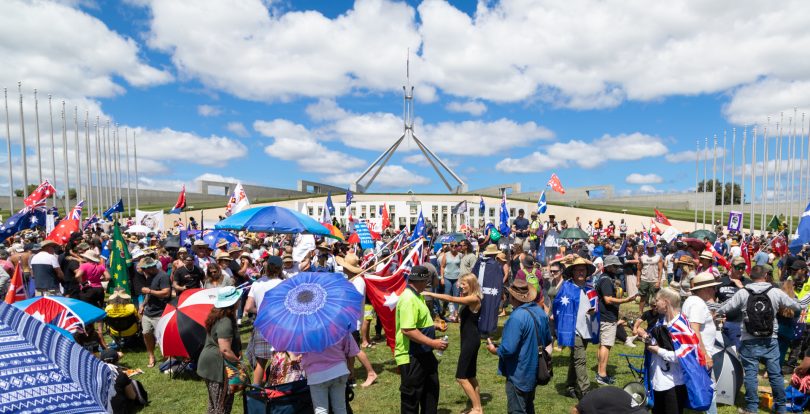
[{"x1": 116, "y1": 304, "x2": 775, "y2": 413}]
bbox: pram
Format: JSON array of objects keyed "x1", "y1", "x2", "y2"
[{"x1": 244, "y1": 380, "x2": 314, "y2": 414}]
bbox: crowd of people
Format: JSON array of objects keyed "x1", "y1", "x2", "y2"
[{"x1": 2, "y1": 207, "x2": 810, "y2": 414}]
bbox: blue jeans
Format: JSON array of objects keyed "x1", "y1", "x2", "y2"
[
  {"x1": 443, "y1": 278, "x2": 459, "y2": 315},
  {"x1": 505, "y1": 380, "x2": 535, "y2": 414},
  {"x1": 740, "y1": 337, "x2": 786, "y2": 413}
]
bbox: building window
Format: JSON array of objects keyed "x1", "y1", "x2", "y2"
[
  {"x1": 308, "y1": 207, "x2": 314, "y2": 216},
  {"x1": 489, "y1": 208, "x2": 495, "y2": 217}
]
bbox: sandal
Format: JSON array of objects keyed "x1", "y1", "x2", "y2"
[{"x1": 147, "y1": 361, "x2": 156, "y2": 368}]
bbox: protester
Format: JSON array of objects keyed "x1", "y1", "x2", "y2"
[
  {"x1": 172, "y1": 255, "x2": 205, "y2": 293},
  {"x1": 486, "y1": 279, "x2": 551, "y2": 414},
  {"x1": 244, "y1": 255, "x2": 283, "y2": 385},
  {"x1": 681, "y1": 272, "x2": 720, "y2": 414},
  {"x1": 138, "y1": 257, "x2": 171, "y2": 368},
  {"x1": 671, "y1": 255, "x2": 696, "y2": 299},
  {"x1": 300, "y1": 332, "x2": 359, "y2": 414},
  {"x1": 395, "y1": 265, "x2": 447, "y2": 414},
  {"x1": 472, "y1": 244, "x2": 506, "y2": 335},
  {"x1": 60, "y1": 241, "x2": 85, "y2": 298},
  {"x1": 621, "y1": 244, "x2": 639, "y2": 298},
  {"x1": 717, "y1": 265, "x2": 803, "y2": 414},
  {"x1": 203, "y1": 263, "x2": 234, "y2": 288},
  {"x1": 31, "y1": 240, "x2": 64, "y2": 296},
  {"x1": 197, "y1": 286, "x2": 242, "y2": 414},
  {"x1": 595, "y1": 255, "x2": 638, "y2": 384},
  {"x1": 423, "y1": 273, "x2": 483, "y2": 414},
  {"x1": 715, "y1": 256, "x2": 752, "y2": 349},
  {"x1": 440, "y1": 242, "x2": 462, "y2": 322},
  {"x1": 76, "y1": 250, "x2": 109, "y2": 308},
  {"x1": 638, "y1": 243, "x2": 663, "y2": 313}
]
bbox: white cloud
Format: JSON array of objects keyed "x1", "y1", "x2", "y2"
[
  {"x1": 445, "y1": 100, "x2": 487, "y2": 116},
  {"x1": 132, "y1": 127, "x2": 248, "y2": 166},
  {"x1": 736, "y1": 159, "x2": 807, "y2": 177},
  {"x1": 638, "y1": 185, "x2": 663, "y2": 194},
  {"x1": 193, "y1": 173, "x2": 244, "y2": 184},
  {"x1": 142, "y1": 0, "x2": 420, "y2": 101},
  {"x1": 723, "y1": 79, "x2": 810, "y2": 125},
  {"x1": 496, "y1": 132, "x2": 667, "y2": 172},
  {"x1": 402, "y1": 153, "x2": 458, "y2": 168},
  {"x1": 626, "y1": 173, "x2": 663, "y2": 184},
  {"x1": 326, "y1": 165, "x2": 429, "y2": 189},
  {"x1": 254, "y1": 119, "x2": 366, "y2": 174},
  {"x1": 225, "y1": 121, "x2": 249, "y2": 137},
  {"x1": 197, "y1": 104, "x2": 222, "y2": 117},
  {"x1": 665, "y1": 146, "x2": 727, "y2": 163},
  {"x1": 0, "y1": 0, "x2": 171, "y2": 99},
  {"x1": 305, "y1": 99, "x2": 349, "y2": 122}
]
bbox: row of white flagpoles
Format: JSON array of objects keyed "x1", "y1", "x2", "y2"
[
  {"x1": 3, "y1": 82, "x2": 140, "y2": 216},
  {"x1": 693, "y1": 108, "x2": 810, "y2": 234}
]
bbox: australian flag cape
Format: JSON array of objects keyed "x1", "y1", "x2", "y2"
[
  {"x1": 552, "y1": 279, "x2": 599, "y2": 347},
  {"x1": 643, "y1": 313, "x2": 714, "y2": 411}
]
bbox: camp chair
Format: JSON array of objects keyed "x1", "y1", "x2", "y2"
[
  {"x1": 244, "y1": 380, "x2": 314, "y2": 414},
  {"x1": 785, "y1": 385, "x2": 810, "y2": 412},
  {"x1": 104, "y1": 312, "x2": 142, "y2": 350}
]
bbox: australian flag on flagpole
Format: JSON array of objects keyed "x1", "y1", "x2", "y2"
[
  {"x1": 499, "y1": 192, "x2": 511, "y2": 237},
  {"x1": 409, "y1": 210, "x2": 426, "y2": 242},
  {"x1": 537, "y1": 190, "x2": 547, "y2": 214},
  {"x1": 345, "y1": 188, "x2": 353, "y2": 207},
  {"x1": 83, "y1": 214, "x2": 99, "y2": 230},
  {"x1": 479, "y1": 196, "x2": 485, "y2": 215},
  {"x1": 790, "y1": 201, "x2": 810, "y2": 254},
  {"x1": 103, "y1": 199, "x2": 124, "y2": 220},
  {"x1": 326, "y1": 192, "x2": 336, "y2": 216},
  {"x1": 169, "y1": 185, "x2": 187, "y2": 214},
  {"x1": 0, "y1": 208, "x2": 48, "y2": 243}
]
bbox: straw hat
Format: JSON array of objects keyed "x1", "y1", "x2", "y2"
[
  {"x1": 563, "y1": 257, "x2": 596, "y2": 278},
  {"x1": 215, "y1": 251, "x2": 233, "y2": 261},
  {"x1": 108, "y1": 289, "x2": 132, "y2": 301},
  {"x1": 282, "y1": 252, "x2": 294, "y2": 263},
  {"x1": 138, "y1": 257, "x2": 158, "y2": 269},
  {"x1": 338, "y1": 253, "x2": 364, "y2": 275},
  {"x1": 676, "y1": 255, "x2": 696, "y2": 267},
  {"x1": 39, "y1": 240, "x2": 59, "y2": 250},
  {"x1": 699, "y1": 251, "x2": 714, "y2": 261},
  {"x1": 691, "y1": 272, "x2": 722, "y2": 290},
  {"x1": 216, "y1": 239, "x2": 229, "y2": 248},
  {"x1": 482, "y1": 244, "x2": 500, "y2": 256},
  {"x1": 506, "y1": 279, "x2": 538, "y2": 303},
  {"x1": 227, "y1": 246, "x2": 242, "y2": 254},
  {"x1": 193, "y1": 239, "x2": 209, "y2": 248},
  {"x1": 81, "y1": 250, "x2": 101, "y2": 263}
]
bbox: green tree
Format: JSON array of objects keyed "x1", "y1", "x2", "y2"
[
  {"x1": 13, "y1": 184, "x2": 38, "y2": 197},
  {"x1": 697, "y1": 179, "x2": 742, "y2": 205}
]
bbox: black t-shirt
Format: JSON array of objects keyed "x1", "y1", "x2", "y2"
[
  {"x1": 639, "y1": 309, "x2": 661, "y2": 331},
  {"x1": 513, "y1": 217, "x2": 530, "y2": 236},
  {"x1": 596, "y1": 276, "x2": 619, "y2": 322},
  {"x1": 621, "y1": 254, "x2": 638, "y2": 276},
  {"x1": 143, "y1": 271, "x2": 171, "y2": 318},
  {"x1": 60, "y1": 256, "x2": 81, "y2": 295},
  {"x1": 576, "y1": 386, "x2": 647, "y2": 414},
  {"x1": 172, "y1": 265, "x2": 204, "y2": 289},
  {"x1": 715, "y1": 276, "x2": 752, "y2": 303}
]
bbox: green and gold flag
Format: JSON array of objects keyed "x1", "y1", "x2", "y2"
[
  {"x1": 767, "y1": 215, "x2": 782, "y2": 231},
  {"x1": 108, "y1": 222, "x2": 131, "y2": 295}
]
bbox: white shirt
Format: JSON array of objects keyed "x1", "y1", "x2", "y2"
[
  {"x1": 248, "y1": 277, "x2": 283, "y2": 312},
  {"x1": 575, "y1": 290, "x2": 591, "y2": 339},
  {"x1": 682, "y1": 296, "x2": 718, "y2": 356},
  {"x1": 544, "y1": 227, "x2": 559, "y2": 247},
  {"x1": 649, "y1": 315, "x2": 686, "y2": 391},
  {"x1": 730, "y1": 246, "x2": 742, "y2": 258}
]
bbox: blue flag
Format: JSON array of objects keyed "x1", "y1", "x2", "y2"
[
  {"x1": 354, "y1": 221, "x2": 375, "y2": 251},
  {"x1": 479, "y1": 196, "x2": 485, "y2": 215},
  {"x1": 793, "y1": 201, "x2": 810, "y2": 254},
  {"x1": 103, "y1": 199, "x2": 124, "y2": 220},
  {"x1": 0, "y1": 208, "x2": 48, "y2": 243},
  {"x1": 499, "y1": 192, "x2": 510, "y2": 237},
  {"x1": 616, "y1": 238, "x2": 628, "y2": 257},
  {"x1": 410, "y1": 210, "x2": 425, "y2": 242},
  {"x1": 537, "y1": 190, "x2": 547, "y2": 214},
  {"x1": 326, "y1": 192, "x2": 335, "y2": 216},
  {"x1": 345, "y1": 189, "x2": 353, "y2": 207},
  {"x1": 552, "y1": 280, "x2": 599, "y2": 347}
]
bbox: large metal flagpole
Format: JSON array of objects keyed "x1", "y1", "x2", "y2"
[
  {"x1": 133, "y1": 130, "x2": 139, "y2": 211},
  {"x1": 694, "y1": 139, "x2": 699, "y2": 230},
  {"x1": 94, "y1": 118, "x2": 101, "y2": 215},
  {"x1": 800, "y1": 113, "x2": 806, "y2": 214},
  {"x1": 702, "y1": 137, "x2": 709, "y2": 230},
  {"x1": 711, "y1": 134, "x2": 718, "y2": 226},
  {"x1": 18, "y1": 82, "x2": 28, "y2": 198},
  {"x1": 115, "y1": 124, "x2": 122, "y2": 205},
  {"x1": 749, "y1": 126, "x2": 755, "y2": 233},
  {"x1": 73, "y1": 106, "x2": 82, "y2": 207},
  {"x1": 61, "y1": 101, "x2": 70, "y2": 212},
  {"x1": 48, "y1": 96, "x2": 56, "y2": 206},
  {"x1": 776, "y1": 115, "x2": 783, "y2": 221},
  {"x1": 104, "y1": 120, "x2": 111, "y2": 207},
  {"x1": 731, "y1": 128, "x2": 736, "y2": 217},
  {"x1": 762, "y1": 119, "x2": 769, "y2": 233},
  {"x1": 124, "y1": 127, "x2": 131, "y2": 217},
  {"x1": 84, "y1": 111, "x2": 91, "y2": 216},
  {"x1": 789, "y1": 108, "x2": 797, "y2": 230},
  {"x1": 721, "y1": 130, "x2": 727, "y2": 220},
  {"x1": 33, "y1": 90, "x2": 42, "y2": 184},
  {"x1": 3, "y1": 89, "x2": 13, "y2": 212}
]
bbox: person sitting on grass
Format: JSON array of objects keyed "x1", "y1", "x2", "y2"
[{"x1": 423, "y1": 273, "x2": 483, "y2": 414}]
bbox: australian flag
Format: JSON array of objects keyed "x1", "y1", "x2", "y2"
[
  {"x1": 103, "y1": 199, "x2": 124, "y2": 220},
  {"x1": 0, "y1": 208, "x2": 48, "y2": 243},
  {"x1": 326, "y1": 192, "x2": 336, "y2": 216},
  {"x1": 345, "y1": 189, "x2": 353, "y2": 207},
  {"x1": 83, "y1": 214, "x2": 99, "y2": 230},
  {"x1": 552, "y1": 279, "x2": 599, "y2": 347},
  {"x1": 791, "y1": 201, "x2": 810, "y2": 254},
  {"x1": 498, "y1": 192, "x2": 510, "y2": 237},
  {"x1": 409, "y1": 210, "x2": 426, "y2": 242},
  {"x1": 537, "y1": 190, "x2": 547, "y2": 214},
  {"x1": 479, "y1": 196, "x2": 485, "y2": 215}
]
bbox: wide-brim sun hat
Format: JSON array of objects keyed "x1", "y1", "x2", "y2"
[
  {"x1": 215, "y1": 286, "x2": 241, "y2": 308},
  {"x1": 691, "y1": 272, "x2": 722, "y2": 290},
  {"x1": 338, "y1": 253, "x2": 364, "y2": 274},
  {"x1": 482, "y1": 244, "x2": 500, "y2": 256},
  {"x1": 507, "y1": 279, "x2": 538, "y2": 303},
  {"x1": 108, "y1": 290, "x2": 132, "y2": 301},
  {"x1": 81, "y1": 250, "x2": 100, "y2": 263},
  {"x1": 699, "y1": 251, "x2": 714, "y2": 261},
  {"x1": 603, "y1": 255, "x2": 622, "y2": 268},
  {"x1": 676, "y1": 255, "x2": 696, "y2": 266},
  {"x1": 563, "y1": 257, "x2": 596, "y2": 278},
  {"x1": 408, "y1": 265, "x2": 431, "y2": 282},
  {"x1": 39, "y1": 240, "x2": 59, "y2": 250}
]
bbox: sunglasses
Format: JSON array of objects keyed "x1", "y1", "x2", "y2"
[
  {"x1": 549, "y1": 269, "x2": 561, "y2": 274},
  {"x1": 734, "y1": 265, "x2": 746, "y2": 270}
]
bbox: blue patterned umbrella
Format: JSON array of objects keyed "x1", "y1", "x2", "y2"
[
  {"x1": 0, "y1": 303, "x2": 116, "y2": 413},
  {"x1": 215, "y1": 206, "x2": 332, "y2": 237},
  {"x1": 254, "y1": 272, "x2": 362, "y2": 353}
]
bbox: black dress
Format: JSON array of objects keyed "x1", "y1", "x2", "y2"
[{"x1": 456, "y1": 305, "x2": 481, "y2": 379}]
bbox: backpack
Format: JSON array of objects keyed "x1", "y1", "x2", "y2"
[
  {"x1": 744, "y1": 286, "x2": 775, "y2": 337},
  {"x1": 524, "y1": 308, "x2": 553, "y2": 385}
]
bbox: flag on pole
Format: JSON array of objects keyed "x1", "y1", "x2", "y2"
[
  {"x1": 451, "y1": 200, "x2": 468, "y2": 215},
  {"x1": 321, "y1": 201, "x2": 331, "y2": 224},
  {"x1": 499, "y1": 192, "x2": 511, "y2": 237},
  {"x1": 325, "y1": 192, "x2": 335, "y2": 216},
  {"x1": 654, "y1": 208, "x2": 672, "y2": 226},
  {"x1": 103, "y1": 199, "x2": 124, "y2": 220},
  {"x1": 23, "y1": 180, "x2": 56, "y2": 208},
  {"x1": 409, "y1": 210, "x2": 425, "y2": 242},
  {"x1": 169, "y1": 185, "x2": 187, "y2": 214},
  {"x1": 547, "y1": 173, "x2": 566, "y2": 194},
  {"x1": 649, "y1": 218, "x2": 662, "y2": 235},
  {"x1": 225, "y1": 183, "x2": 249, "y2": 216},
  {"x1": 795, "y1": 202, "x2": 810, "y2": 248},
  {"x1": 381, "y1": 203, "x2": 390, "y2": 229},
  {"x1": 771, "y1": 234, "x2": 788, "y2": 257},
  {"x1": 83, "y1": 214, "x2": 99, "y2": 231},
  {"x1": 479, "y1": 196, "x2": 485, "y2": 215},
  {"x1": 741, "y1": 239, "x2": 752, "y2": 273},
  {"x1": 345, "y1": 189, "x2": 353, "y2": 207},
  {"x1": 0, "y1": 208, "x2": 49, "y2": 243},
  {"x1": 108, "y1": 222, "x2": 131, "y2": 295},
  {"x1": 704, "y1": 241, "x2": 731, "y2": 270},
  {"x1": 46, "y1": 219, "x2": 80, "y2": 246},
  {"x1": 537, "y1": 190, "x2": 547, "y2": 214},
  {"x1": 767, "y1": 215, "x2": 782, "y2": 231},
  {"x1": 4, "y1": 263, "x2": 27, "y2": 304},
  {"x1": 68, "y1": 200, "x2": 84, "y2": 221}
]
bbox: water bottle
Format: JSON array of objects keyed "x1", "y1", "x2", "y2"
[{"x1": 436, "y1": 335, "x2": 449, "y2": 356}]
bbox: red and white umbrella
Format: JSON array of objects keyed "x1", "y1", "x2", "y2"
[{"x1": 155, "y1": 288, "x2": 218, "y2": 360}]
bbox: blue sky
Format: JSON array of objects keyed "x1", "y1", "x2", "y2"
[{"x1": 2, "y1": 0, "x2": 810, "y2": 199}]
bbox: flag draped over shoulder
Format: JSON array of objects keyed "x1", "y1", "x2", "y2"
[
  {"x1": 108, "y1": 223, "x2": 132, "y2": 295},
  {"x1": 552, "y1": 280, "x2": 599, "y2": 347}
]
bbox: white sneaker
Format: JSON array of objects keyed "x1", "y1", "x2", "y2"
[
  {"x1": 237, "y1": 318, "x2": 242, "y2": 326},
  {"x1": 625, "y1": 335, "x2": 637, "y2": 347}
]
